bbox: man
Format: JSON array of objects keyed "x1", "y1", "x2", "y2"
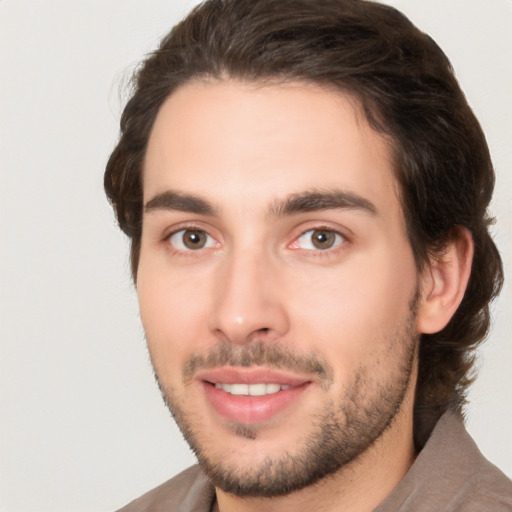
[{"x1": 104, "y1": 0, "x2": 512, "y2": 510}]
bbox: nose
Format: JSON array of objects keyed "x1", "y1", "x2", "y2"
[{"x1": 207, "y1": 247, "x2": 290, "y2": 345}]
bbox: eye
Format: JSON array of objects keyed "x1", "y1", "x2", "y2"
[
  {"x1": 168, "y1": 229, "x2": 217, "y2": 251},
  {"x1": 295, "y1": 229, "x2": 345, "y2": 251}
]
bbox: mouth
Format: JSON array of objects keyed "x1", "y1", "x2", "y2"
[
  {"x1": 196, "y1": 367, "x2": 312, "y2": 425},
  {"x1": 213, "y1": 383, "x2": 291, "y2": 396}
]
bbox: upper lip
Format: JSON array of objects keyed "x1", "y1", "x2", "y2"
[{"x1": 195, "y1": 366, "x2": 312, "y2": 386}]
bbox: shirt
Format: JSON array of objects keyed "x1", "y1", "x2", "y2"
[{"x1": 116, "y1": 411, "x2": 512, "y2": 511}]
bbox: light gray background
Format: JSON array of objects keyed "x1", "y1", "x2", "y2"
[{"x1": 1, "y1": 0, "x2": 511, "y2": 510}]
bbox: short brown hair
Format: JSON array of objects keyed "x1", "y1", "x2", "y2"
[{"x1": 104, "y1": 0, "x2": 503, "y2": 441}]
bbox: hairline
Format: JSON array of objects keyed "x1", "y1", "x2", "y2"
[{"x1": 137, "y1": 74, "x2": 421, "y2": 269}]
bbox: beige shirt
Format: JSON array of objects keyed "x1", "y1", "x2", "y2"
[{"x1": 117, "y1": 411, "x2": 512, "y2": 511}]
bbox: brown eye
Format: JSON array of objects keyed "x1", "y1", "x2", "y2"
[
  {"x1": 296, "y1": 229, "x2": 344, "y2": 250},
  {"x1": 169, "y1": 229, "x2": 215, "y2": 251},
  {"x1": 311, "y1": 230, "x2": 336, "y2": 249},
  {"x1": 183, "y1": 230, "x2": 207, "y2": 249}
]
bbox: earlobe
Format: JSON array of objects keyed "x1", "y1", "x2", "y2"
[{"x1": 416, "y1": 228, "x2": 474, "y2": 334}]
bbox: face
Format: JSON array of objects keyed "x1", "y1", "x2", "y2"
[{"x1": 137, "y1": 80, "x2": 421, "y2": 496}]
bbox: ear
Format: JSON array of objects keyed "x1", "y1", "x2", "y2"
[{"x1": 416, "y1": 228, "x2": 474, "y2": 334}]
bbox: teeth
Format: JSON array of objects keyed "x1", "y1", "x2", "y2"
[
  {"x1": 230, "y1": 384, "x2": 248, "y2": 395},
  {"x1": 214, "y1": 383, "x2": 290, "y2": 396},
  {"x1": 248, "y1": 383, "x2": 266, "y2": 396}
]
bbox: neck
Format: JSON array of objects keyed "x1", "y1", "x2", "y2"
[{"x1": 214, "y1": 382, "x2": 417, "y2": 512}]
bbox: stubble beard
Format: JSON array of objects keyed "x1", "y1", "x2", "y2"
[{"x1": 152, "y1": 307, "x2": 418, "y2": 498}]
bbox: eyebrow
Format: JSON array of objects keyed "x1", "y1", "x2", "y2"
[
  {"x1": 269, "y1": 189, "x2": 378, "y2": 218},
  {"x1": 144, "y1": 188, "x2": 378, "y2": 218},
  {"x1": 145, "y1": 191, "x2": 217, "y2": 215}
]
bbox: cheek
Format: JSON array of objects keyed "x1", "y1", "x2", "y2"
[
  {"x1": 136, "y1": 260, "x2": 212, "y2": 380},
  {"x1": 285, "y1": 247, "x2": 417, "y2": 373}
]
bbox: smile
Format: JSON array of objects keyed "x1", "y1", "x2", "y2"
[
  {"x1": 196, "y1": 368, "x2": 313, "y2": 424},
  {"x1": 214, "y1": 383, "x2": 291, "y2": 396}
]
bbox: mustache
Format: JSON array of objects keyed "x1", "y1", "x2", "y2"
[{"x1": 182, "y1": 341, "x2": 333, "y2": 386}]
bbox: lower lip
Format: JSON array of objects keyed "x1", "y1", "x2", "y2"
[{"x1": 202, "y1": 382, "x2": 310, "y2": 424}]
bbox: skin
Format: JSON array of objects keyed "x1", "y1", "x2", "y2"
[{"x1": 136, "y1": 80, "x2": 472, "y2": 512}]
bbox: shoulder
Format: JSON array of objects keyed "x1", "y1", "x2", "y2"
[
  {"x1": 115, "y1": 465, "x2": 215, "y2": 512},
  {"x1": 456, "y1": 455, "x2": 512, "y2": 511},
  {"x1": 377, "y1": 411, "x2": 512, "y2": 511},
  {"x1": 430, "y1": 412, "x2": 512, "y2": 510}
]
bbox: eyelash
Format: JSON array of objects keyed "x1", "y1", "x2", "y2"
[
  {"x1": 290, "y1": 227, "x2": 348, "y2": 255},
  {"x1": 162, "y1": 224, "x2": 219, "y2": 254},
  {"x1": 162, "y1": 225, "x2": 349, "y2": 256}
]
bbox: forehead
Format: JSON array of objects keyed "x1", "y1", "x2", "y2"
[{"x1": 143, "y1": 79, "x2": 400, "y2": 219}]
